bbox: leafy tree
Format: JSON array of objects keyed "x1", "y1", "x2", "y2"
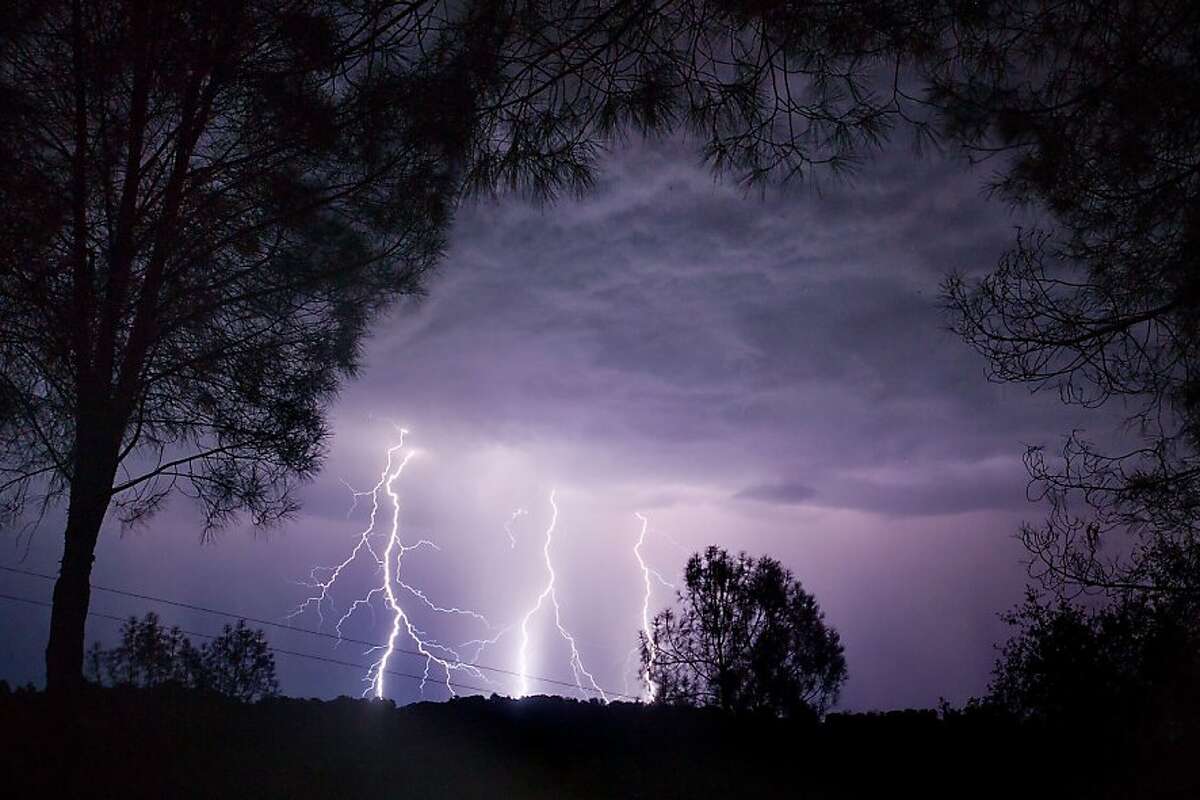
[
  {"x1": 88, "y1": 612, "x2": 278, "y2": 701},
  {"x1": 988, "y1": 591, "x2": 1156, "y2": 727},
  {"x1": 641, "y1": 546, "x2": 846, "y2": 717},
  {"x1": 987, "y1": 588, "x2": 1200, "y2": 789},
  {"x1": 87, "y1": 612, "x2": 199, "y2": 689},
  {"x1": 0, "y1": 0, "x2": 466, "y2": 693},
  {"x1": 199, "y1": 620, "x2": 279, "y2": 702},
  {"x1": 0, "y1": 0, "x2": 929, "y2": 694},
  {"x1": 932, "y1": 0, "x2": 1200, "y2": 602}
]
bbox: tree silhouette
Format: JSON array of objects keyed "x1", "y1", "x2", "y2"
[
  {"x1": 987, "y1": 588, "x2": 1200, "y2": 786},
  {"x1": 87, "y1": 612, "x2": 198, "y2": 689},
  {"x1": 87, "y1": 612, "x2": 279, "y2": 701},
  {"x1": 932, "y1": 0, "x2": 1200, "y2": 603},
  {"x1": 988, "y1": 591, "x2": 1153, "y2": 726},
  {"x1": 0, "y1": 0, "x2": 929, "y2": 693},
  {"x1": 199, "y1": 620, "x2": 280, "y2": 702},
  {"x1": 0, "y1": 0, "x2": 467, "y2": 693},
  {"x1": 641, "y1": 546, "x2": 846, "y2": 717}
]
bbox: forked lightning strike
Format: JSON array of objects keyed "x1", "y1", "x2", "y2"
[
  {"x1": 515, "y1": 491, "x2": 609, "y2": 702},
  {"x1": 632, "y1": 512, "x2": 675, "y2": 701},
  {"x1": 291, "y1": 428, "x2": 493, "y2": 699}
]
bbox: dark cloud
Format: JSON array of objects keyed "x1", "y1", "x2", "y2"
[
  {"x1": 736, "y1": 456, "x2": 1027, "y2": 517},
  {"x1": 2, "y1": 135, "x2": 1118, "y2": 713},
  {"x1": 819, "y1": 463, "x2": 1028, "y2": 518},
  {"x1": 292, "y1": 136, "x2": 1108, "y2": 708},
  {"x1": 735, "y1": 482, "x2": 819, "y2": 505}
]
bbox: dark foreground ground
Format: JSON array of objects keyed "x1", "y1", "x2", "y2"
[{"x1": 0, "y1": 687, "x2": 1192, "y2": 799}]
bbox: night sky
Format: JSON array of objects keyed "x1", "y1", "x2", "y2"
[{"x1": 1, "y1": 135, "x2": 1108, "y2": 710}]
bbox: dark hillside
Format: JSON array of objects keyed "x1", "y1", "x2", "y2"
[{"x1": 2, "y1": 687, "x2": 1184, "y2": 799}]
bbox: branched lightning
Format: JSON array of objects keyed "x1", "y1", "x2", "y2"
[
  {"x1": 632, "y1": 512, "x2": 675, "y2": 701},
  {"x1": 292, "y1": 433, "x2": 661, "y2": 704},
  {"x1": 503, "y1": 508, "x2": 528, "y2": 548},
  {"x1": 515, "y1": 491, "x2": 609, "y2": 702},
  {"x1": 291, "y1": 428, "x2": 495, "y2": 699}
]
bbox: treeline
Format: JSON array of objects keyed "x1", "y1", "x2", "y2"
[
  {"x1": 85, "y1": 612, "x2": 278, "y2": 702},
  {"x1": 0, "y1": 687, "x2": 1189, "y2": 799},
  {"x1": 67, "y1": 550, "x2": 1198, "y2": 798}
]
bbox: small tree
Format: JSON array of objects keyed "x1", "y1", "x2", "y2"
[
  {"x1": 88, "y1": 612, "x2": 278, "y2": 702},
  {"x1": 642, "y1": 546, "x2": 846, "y2": 717},
  {"x1": 988, "y1": 592, "x2": 1150, "y2": 727},
  {"x1": 989, "y1": 589, "x2": 1199, "y2": 722},
  {"x1": 87, "y1": 612, "x2": 198, "y2": 688},
  {"x1": 987, "y1": 589, "x2": 1200, "y2": 790},
  {"x1": 199, "y1": 620, "x2": 279, "y2": 702}
]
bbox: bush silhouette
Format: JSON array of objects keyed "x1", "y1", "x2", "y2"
[{"x1": 87, "y1": 613, "x2": 278, "y2": 702}]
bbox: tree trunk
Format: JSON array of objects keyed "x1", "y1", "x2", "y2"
[{"x1": 45, "y1": 448, "x2": 118, "y2": 693}]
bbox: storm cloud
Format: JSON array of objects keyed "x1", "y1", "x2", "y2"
[{"x1": 1, "y1": 135, "x2": 1111, "y2": 711}]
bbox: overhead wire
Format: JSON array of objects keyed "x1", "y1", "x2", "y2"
[
  {"x1": 0, "y1": 564, "x2": 639, "y2": 701},
  {"x1": 0, "y1": 590, "x2": 496, "y2": 695}
]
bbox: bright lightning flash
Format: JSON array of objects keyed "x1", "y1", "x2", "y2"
[
  {"x1": 515, "y1": 491, "x2": 608, "y2": 702},
  {"x1": 291, "y1": 428, "x2": 493, "y2": 699},
  {"x1": 632, "y1": 512, "x2": 675, "y2": 702}
]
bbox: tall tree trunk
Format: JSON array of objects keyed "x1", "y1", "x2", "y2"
[{"x1": 45, "y1": 433, "x2": 119, "y2": 693}]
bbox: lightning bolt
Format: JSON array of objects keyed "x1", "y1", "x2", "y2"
[
  {"x1": 503, "y1": 508, "x2": 528, "y2": 549},
  {"x1": 515, "y1": 490, "x2": 609, "y2": 702},
  {"x1": 291, "y1": 428, "x2": 493, "y2": 699},
  {"x1": 632, "y1": 511, "x2": 675, "y2": 701}
]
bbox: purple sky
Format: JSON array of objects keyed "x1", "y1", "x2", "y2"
[{"x1": 1, "y1": 136, "x2": 1108, "y2": 710}]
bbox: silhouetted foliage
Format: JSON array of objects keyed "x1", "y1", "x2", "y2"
[
  {"x1": 990, "y1": 592, "x2": 1152, "y2": 725},
  {"x1": 0, "y1": 0, "x2": 466, "y2": 692},
  {"x1": 199, "y1": 620, "x2": 280, "y2": 702},
  {"x1": 990, "y1": 591, "x2": 1198, "y2": 714},
  {"x1": 87, "y1": 613, "x2": 198, "y2": 689},
  {"x1": 641, "y1": 546, "x2": 846, "y2": 717},
  {"x1": 0, "y1": 689, "x2": 1115, "y2": 799},
  {"x1": 87, "y1": 613, "x2": 278, "y2": 702},
  {"x1": 0, "y1": 0, "x2": 933, "y2": 693},
  {"x1": 933, "y1": 0, "x2": 1200, "y2": 603},
  {"x1": 985, "y1": 589, "x2": 1200, "y2": 794}
]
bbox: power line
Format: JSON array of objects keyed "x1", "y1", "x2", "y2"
[
  {"x1": 0, "y1": 564, "x2": 631, "y2": 698},
  {"x1": 0, "y1": 564, "x2": 638, "y2": 701},
  {"x1": 0, "y1": 590, "x2": 497, "y2": 696}
]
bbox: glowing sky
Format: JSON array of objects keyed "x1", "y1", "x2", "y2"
[{"x1": 0, "y1": 136, "x2": 1107, "y2": 710}]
